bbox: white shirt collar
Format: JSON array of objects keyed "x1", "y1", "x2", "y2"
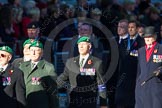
[
  {"x1": 119, "y1": 34, "x2": 129, "y2": 43},
  {"x1": 31, "y1": 61, "x2": 39, "y2": 65},
  {"x1": 130, "y1": 34, "x2": 138, "y2": 40},
  {"x1": 79, "y1": 54, "x2": 89, "y2": 67},
  {"x1": 0, "y1": 64, "x2": 8, "y2": 71},
  {"x1": 119, "y1": 34, "x2": 129, "y2": 40}
]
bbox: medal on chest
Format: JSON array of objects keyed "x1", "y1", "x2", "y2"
[
  {"x1": 153, "y1": 55, "x2": 162, "y2": 63},
  {"x1": 31, "y1": 77, "x2": 41, "y2": 85},
  {"x1": 80, "y1": 68, "x2": 96, "y2": 76},
  {"x1": 2, "y1": 77, "x2": 11, "y2": 86},
  {"x1": 130, "y1": 50, "x2": 138, "y2": 57}
]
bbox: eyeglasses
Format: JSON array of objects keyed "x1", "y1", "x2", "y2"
[{"x1": 0, "y1": 54, "x2": 7, "y2": 58}]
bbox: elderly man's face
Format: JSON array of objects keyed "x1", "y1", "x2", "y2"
[
  {"x1": 144, "y1": 36, "x2": 156, "y2": 45},
  {"x1": 118, "y1": 22, "x2": 128, "y2": 36},
  {"x1": 30, "y1": 47, "x2": 43, "y2": 62},
  {"x1": 78, "y1": 42, "x2": 91, "y2": 56},
  {"x1": 0, "y1": 51, "x2": 12, "y2": 66},
  {"x1": 27, "y1": 28, "x2": 39, "y2": 39},
  {"x1": 79, "y1": 25, "x2": 92, "y2": 36}
]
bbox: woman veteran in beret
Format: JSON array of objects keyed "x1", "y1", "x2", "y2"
[
  {"x1": 0, "y1": 46, "x2": 26, "y2": 108},
  {"x1": 19, "y1": 40, "x2": 59, "y2": 108},
  {"x1": 57, "y1": 36, "x2": 107, "y2": 108},
  {"x1": 135, "y1": 26, "x2": 162, "y2": 108}
]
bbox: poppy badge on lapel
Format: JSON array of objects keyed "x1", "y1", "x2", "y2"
[
  {"x1": 9, "y1": 70, "x2": 13, "y2": 75},
  {"x1": 154, "y1": 49, "x2": 158, "y2": 53},
  {"x1": 134, "y1": 42, "x2": 138, "y2": 47},
  {"x1": 88, "y1": 60, "x2": 92, "y2": 65}
]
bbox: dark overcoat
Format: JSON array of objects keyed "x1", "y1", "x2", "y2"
[
  {"x1": 135, "y1": 43, "x2": 162, "y2": 108},
  {"x1": 0, "y1": 64, "x2": 26, "y2": 108},
  {"x1": 115, "y1": 35, "x2": 144, "y2": 106}
]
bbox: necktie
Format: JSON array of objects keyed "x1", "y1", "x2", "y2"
[
  {"x1": 31, "y1": 63, "x2": 36, "y2": 69},
  {"x1": 0, "y1": 68, "x2": 3, "y2": 72},
  {"x1": 130, "y1": 39, "x2": 133, "y2": 45},
  {"x1": 80, "y1": 58, "x2": 84, "y2": 67}
]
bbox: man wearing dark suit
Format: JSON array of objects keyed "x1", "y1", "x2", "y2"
[
  {"x1": 57, "y1": 36, "x2": 107, "y2": 108},
  {"x1": 135, "y1": 26, "x2": 162, "y2": 108},
  {"x1": 0, "y1": 46, "x2": 26, "y2": 108},
  {"x1": 115, "y1": 20, "x2": 145, "y2": 108},
  {"x1": 19, "y1": 40, "x2": 59, "y2": 108},
  {"x1": 69, "y1": 23, "x2": 104, "y2": 59}
]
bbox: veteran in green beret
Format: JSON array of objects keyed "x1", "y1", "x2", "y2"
[
  {"x1": 19, "y1": 40, "x2": 59, "y2": 108},
  {"x1": 0, "y1": 46, "x2": 26, "y2": 108},
  {"x1": 12, "y1": 39, "x2": 34, "y2": 68},
  {"x1": 57, "y1": 36, "x2": 107, "y2": 108}
]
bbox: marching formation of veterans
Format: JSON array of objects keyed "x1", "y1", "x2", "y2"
[{"x1": 0, "y1": 0, "x2": 162, "y2": 108}]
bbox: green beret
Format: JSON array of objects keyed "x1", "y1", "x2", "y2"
[
  {"x1": 23, "y1": 39, "x2": 34, "y2": 47},
  {"x1": 29, "y1": 40, "x2": 43, "y2": 49},
  {"x1": 0, "y1": 46, "x2": 13, "y2": 54},
  {"x1": 77, "y1": 36, "x2": 91, "y2": 44}
]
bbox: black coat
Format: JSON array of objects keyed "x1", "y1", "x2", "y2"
[
  {"x1": 115, "y1": 35, "x2": 144, "y2": 106},
  {"x1": 57, "y1": 55, "x2": 107, "y2": 108},
  {"x1": 0, "y1": 64, "x2": 26, "y2": 108},
  {"x1": 135, "y1": 43, "x2": 162, "y2": 108}
]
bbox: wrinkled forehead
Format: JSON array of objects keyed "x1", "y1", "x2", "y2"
[
  {"x1": 118, "y1": 22, "x2": 128, "y2": 27},
  {"x1": 80, "y1": 25, "x2": 91, "y2": 30},
  {"x1": 78, "y1": 41, "x2": 91, "y2": 45},
  {"x1": 30, "y1": 47, "x2": 42, "y2": 51},
  {"x1": 0, "y1": 50, "x2": 11, "y2": 55},
  {"x1": 24, "y1": 44, "x2": 31, "y2": 48}
]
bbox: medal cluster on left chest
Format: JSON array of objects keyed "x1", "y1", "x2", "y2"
[
  {"x1": 1, "y1": 70, "x2": 13, "y2": 86},
  {"x1": 31, "y1": 77, "x2": 41, "y2": 85},
  {"x1": 80, "y1": 68, "x2": 96, "y2": 76},
  {"x1": 130, "y1": 50, "x2": 138, "y2": 57},
  {"x1": 153, "y1": 55, "x2": 162, "y2": 63}
]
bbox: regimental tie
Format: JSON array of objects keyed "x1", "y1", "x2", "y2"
[
  {"x1": 79, "y1": 58, "x2": 84, "y2": 68},
  {"x1": 0, "y1": 68, "x2": 4, "y2": 75},
  {"x1": 31, "y1": 63, "x2": 36, "y2": 69}
]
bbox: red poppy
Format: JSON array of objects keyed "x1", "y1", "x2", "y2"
[
  {"x1": 154, "y1": 49, "x2": 158, "y2": 53},
  {"x1": 9, "y1": 70, "x2": 13, "y2": 75},
  {"x1": 134, "y1": 42, "x2": 138, "y2": 47},
  {"x1": 88, "y1": 60, "x2": 92, "y2": 65}
]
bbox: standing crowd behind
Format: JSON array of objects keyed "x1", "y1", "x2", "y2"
[{"x1": 0, "y1": 0, "x2": 162, "y2": 108}]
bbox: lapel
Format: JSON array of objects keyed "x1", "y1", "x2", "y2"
[
  {"x1": 73, "y1": 55, "x2": 94, "y2": 74},
  {"x1": 83, "y1": 55, "x2": 93, "y2": 68},
  {"x1": 4, "y1": 64, "x2": 12, "y2": 76},
  {"x1": 72, "y1": 56, "x2": 80, "y2": 74},
  {"x1": 37, "y1": 60, "x2": 45, "y2": 70},
  {"x1": 26, "y1": 60, "x2": 45, "y2": 78},
  {"x1": 129, "y1": 35, "x2": 139, "y2": 50},
  {"x1": 74, "y1": 56, "x2": 80, "y2": 68}
]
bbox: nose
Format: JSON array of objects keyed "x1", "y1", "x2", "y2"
[{"x1": 31, "y1": 50, "x2": 36, "y2": 55}]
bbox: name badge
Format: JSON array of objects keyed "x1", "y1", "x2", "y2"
[
  {"x1": 31, "y1": 77, "x2": 41, "y2": 85},
  {"x1": 2, "y1": 77, "x2": 11, "y2": 86},
  {"x1": 80, "y1": 68, "x2": 96, "y2": 76},
  {"x1": 153, "y1": 55, "x2": 162, "y2": 63},
  {"x1": 130, "y1": 50, "x2": 138, "y2": 57}
]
